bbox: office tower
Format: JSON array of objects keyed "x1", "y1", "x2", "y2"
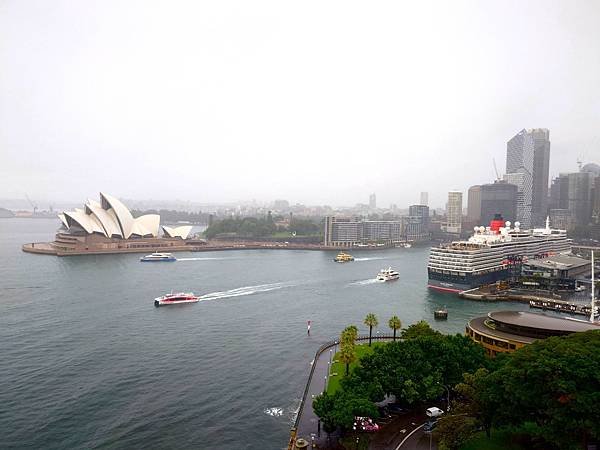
[
  {"x1": 549, "y1": 174, "x2": 569, "y2": 210},
  {"x1": 467, "y1": 185, "x2": 481, "y2": 223},
  {"x1": 420, "y1": 192, "x2": 428, "y2": 206},
  {"x1": 506, "y1": 128, "x2": 550, "y2": 227},
  {"x1": 324, "y1": 216, "x2": 362, "y2": 247},
  {"x1": 445, "y1": 191, "x2": 462, "y2": 234},
  {"x1": 568, "y1": 172, "x2": 594, "y2": 227},
  {"x1": 406, "y1": 204, "x2": 430, "y2": 241},
  {"x1": 479, "y1": 182, "x2": 518, "y2": 225},
  {"x1": 369, "y1": 193, "x2": 377, "y2": 209}
]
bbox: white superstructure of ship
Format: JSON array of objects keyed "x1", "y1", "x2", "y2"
[{"x1": 427, "y1": 215, "x2": 571, "y2": 293}]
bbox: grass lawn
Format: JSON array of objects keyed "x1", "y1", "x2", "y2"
[
  {"x1": 326, "y1": 342, "x2": 388, "y2": 395},
  {"x1": 460, "y1": 430, "x2": 525, "y2": 450}
]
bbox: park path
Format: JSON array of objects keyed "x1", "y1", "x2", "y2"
[{"x1": 291, "y1": 335, "x2": 395, "y2": 449}]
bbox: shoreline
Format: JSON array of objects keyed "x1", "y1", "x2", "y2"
[{"x1": 22, "y1": 240, "x2": 402, "y2": 256}]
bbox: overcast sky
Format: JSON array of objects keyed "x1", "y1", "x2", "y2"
[{"x1": 1, "y1": 1, "x2": 600, "y2": 209}]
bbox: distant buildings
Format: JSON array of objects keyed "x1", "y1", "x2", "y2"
[
  {"x1": 444, "y1": 191, "x2": 462, "y2": 234},
  {"x1": 406, "y1": 205, "x2": 430, "y2": 241},
  {"x1": 420, "y1": 192, "x2": 428, "y2": 206},
  {"x1": 323, "y1": 215, "x2": 417, "y2": 246},
  {"x1": 467, "y1": 186, "x2": 481, "y2": 223},
  {"x1": 480, "y1": 182, "x2": 518, "y2": 225},
  {"x1": 506, "y1": 128, "x2": 550, "y2": 228},
  {"x1": 369, "y1": 193, "x2": 377, "y2": 209},
  {"x1": 548, "y1": 163, "x2": 600, "y2": 229}
]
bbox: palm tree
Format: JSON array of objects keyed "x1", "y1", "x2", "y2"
[
  {"x1": 388, "y1": 315, "x2": 402, "y2": 341},
  {"x1": 344, "y1": 325, "x2": 358, "y2": 342},
  {"x1": 364, "y1": 313, "x2": 379, "y2": 346},
  {"x1": 338, "y1": 345, "x2": 356, "y2": 376}
]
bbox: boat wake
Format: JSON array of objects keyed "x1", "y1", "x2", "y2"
[
  {"x1": 199, "y1": 282, "x2": 291, "y2": 301},
  {"x1": 354, "y1": 257, "x2": 386, "y2": 262},
  {"x1": 348, "y1": 279, "x2": 378, "y2": 286},
  {"x1": 264, "y1": 398, "x2": 301, "y2": 424},
  {"x1": 177, "y1": 256, "x2": 240, "y2": 261}
]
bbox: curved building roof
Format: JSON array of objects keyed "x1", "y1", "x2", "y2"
[
  {"x1": 488, "y1": 311, "x2": 600, "y2": 333},
  {"x1": 162, "y1": 225, "x2": 193, "y2": 239},
  {"x1": 59, "y1": 193, "x2": 160, "y2": 239}
]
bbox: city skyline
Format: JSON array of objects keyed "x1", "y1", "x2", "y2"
[{"x1": 2, "y1": 1, "x2": 600, "y2": 207}]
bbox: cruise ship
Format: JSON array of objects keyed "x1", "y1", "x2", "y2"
[{"x1": 427, "y1": 215, "x2": 570, "y2": 294}]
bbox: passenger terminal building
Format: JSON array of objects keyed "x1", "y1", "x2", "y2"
[
  {"x1": 22, "y1": 192, "x2": 195, "y2": 256},
  {"x1": 466, "y1": 310, "x2": 600, "y2": 356}
]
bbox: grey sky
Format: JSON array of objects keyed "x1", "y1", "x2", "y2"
[{"x1": 1, "y1": 0, "x2": 599, "y2": 209}]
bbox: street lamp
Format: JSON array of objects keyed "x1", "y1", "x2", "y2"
[{"x1": 437, "y1": 382, "x2": 450, "y2": 411}]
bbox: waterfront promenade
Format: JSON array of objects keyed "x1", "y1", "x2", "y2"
[
  {"x1": 290, "y1": 335, "x2": 396, "y2": 450},
  {"x1": 22, "y1": 240, "x2": 395, "y2": 256}
]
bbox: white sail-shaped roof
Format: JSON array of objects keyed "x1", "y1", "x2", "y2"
[
  {"x1": 59, "y1": 193, "x2": 162, "y2": 240},
  {"x1": 63, "y1": 209, "x2": 105, "y2": 235},
  {"x1": 100, "y1": 192, "x2": 135, "y2": 238},
  {"x1": 162, "y1": 225, "x2": 193, "y2": 239},
  {"x1": 58, "y1": 213, "x2": 69, "y2": 229},
  {"x1": 133, "y1": 214, "x2": 160, "y2": 237},
  {"x1": 85, "y1": 200, "x2": 122, "y2": 238}
]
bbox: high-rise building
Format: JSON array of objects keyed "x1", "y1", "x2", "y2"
[
  {"x1": 480, "y1": 182, "x2": 518, "y2": 225},
  {"x1": 369, "y1": 193, "x2": 376, "y2": 209},
  {"x1": 506, "y1": 128, "x2": 550, "y2": 228},
  {"x1": 467, "y1": 185, "x2": 481, "y2": 223},
  {"x1": 567, "y1": 172, "x2": 594, "y2": 227},
  {"x1": 549, "y1": 174, "x2": 569, "y2": 210},
  {"x1": 406, "y1": 204, "x2": 430, "y2": 241},
  {"x1": 420, "y1": 192, "x2": 429, "y2": 206},
  {"x1": 445, "y1": 191, "x2": 462, "y2": 234},
  {"x1": 324, "y1": 216, "x2": 403, "y2": 246}
]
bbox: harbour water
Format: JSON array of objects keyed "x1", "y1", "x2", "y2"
[{"x1": 0, "y1": 219, "x2": 531, "y2": 449}]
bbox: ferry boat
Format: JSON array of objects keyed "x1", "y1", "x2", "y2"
[
  {"x1": 140, "y1": 252, "x2": 177, "y2": 262},
  {"x1": 154, "y1": 292, "x2": 199, "y2": 306},
  {"x1": 427, "y1": 215, "x2": 570, "y2": 294},
  {"x1": 334, "y1": 252, "x2": 355, "y2": 263},
  {"x1": 377, "y1": 267, "x2": 400, "y2": 282}
]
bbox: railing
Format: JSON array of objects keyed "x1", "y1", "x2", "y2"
[{"x1": 288, "y1": 334, "x2": 397, "y2": 450}]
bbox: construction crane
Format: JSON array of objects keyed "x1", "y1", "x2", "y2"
[
  {"x1": 492, "y1": 158, "x2": 501, "y2": 181},
  {"x1": 25, "y1": 194, "x2": 38, "y2": 215}
]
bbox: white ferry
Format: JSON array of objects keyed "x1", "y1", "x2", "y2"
[
  {"x1": 377, "y1": 267, "x2": 400, "y2": 282},
  {"x1": 427, "y1": 215, "x2": 570, "y2": 294},
  {"x1": 140, "y1": 252, "x2": 177, "y2": 262},
  {"x1": 154, "y1": 292, "x2": 199, "y2": 307}
]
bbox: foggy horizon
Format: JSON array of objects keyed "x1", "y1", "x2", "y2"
[{"x1": 2, "y1": 1, "x2": 600, "y2": 209}]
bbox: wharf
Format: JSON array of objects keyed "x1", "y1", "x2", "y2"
[{"x1": 22, "y1": 240, "x2": 394, "y2": 256}]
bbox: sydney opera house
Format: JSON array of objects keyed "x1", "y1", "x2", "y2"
[{"x1": 23, "y1": 193, "x2": 197, "y2": 255}]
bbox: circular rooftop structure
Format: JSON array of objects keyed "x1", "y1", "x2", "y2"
[{"x1": 467, "y1": 310, "x2": 600, "y2": 357}]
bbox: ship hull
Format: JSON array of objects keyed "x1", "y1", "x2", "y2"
[{"x1": 427, "y1": 268, "x2": 511, "y2": 294}]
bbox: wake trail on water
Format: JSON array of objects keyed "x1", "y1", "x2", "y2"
[
  {"x1": 354, "y1": 257, "x2": 387, "y2": 261},
  {"x1": 348, "y1": 279, "x2": 379, "y2": 286},
  {"x1": 177, "y1": 257, "x2": 240, "y2": 261},
  {"x1": 199, "y1": 282, "x2": 293, "y2": 302}
]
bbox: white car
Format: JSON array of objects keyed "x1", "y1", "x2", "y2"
[{"x1": 426, "y1": 406, "x2": 444, "y2": 418}]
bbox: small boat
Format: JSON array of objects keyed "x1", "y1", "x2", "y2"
[
  {"x1": 140, "y1": 252, "x2": 177, "y2": 262},
  {"x1": 377, "y1": 267, "x2": 399, "y2": 282},
  {"x1": 154, "y1": 292, "x2": 199, "y2": 307},
  {"x1": 334, "y1": 252, "x2": 355, "y2": 263},
  {"x1": 434, "y1": 308, "x2": 448, "y2": 320}
]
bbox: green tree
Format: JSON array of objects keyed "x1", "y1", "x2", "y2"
[
  {"x1": 339, "y1": 344, "x2": 357, "y2": 376},
  {"x1": 434, "y1": 414, "x2": 477, "y2": 450},
  {"x1": 363, "y1": 313, "x2": 378, "y2": 346},
  {"x1": 342, "y1": 325, "x2": 358, "y2": 344},
  {"x1": 388, "y1": 315, "x2": 402, "y2": 341},
  {"x1": 401, "y1": 320, "x2": 440, "y2": 340},
  {"x1": 313, "y1": 392, "x2": 337, "y2": 440},
  {"x1": 476, "y1": 331, "x2": 600, "y2": 450}
]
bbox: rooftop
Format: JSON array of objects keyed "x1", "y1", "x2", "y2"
[
  {"x1": 488, "y1": 311, "x2": 600, "y2": 333},
  {"x1": 523, "y1": 254, "x2": 590, "y2": 271}
]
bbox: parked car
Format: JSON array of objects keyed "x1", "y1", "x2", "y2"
[{"x1": 423, "y1": 420, "x2": 437, "y2": 432}]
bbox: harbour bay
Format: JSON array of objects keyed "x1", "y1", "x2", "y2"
[{"x1": 0, "y1": 219, "x2": 531, "y2": 450}]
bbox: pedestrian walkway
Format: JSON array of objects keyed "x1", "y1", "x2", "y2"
[{"x1": 290, "y1": 335, "x2": 395, "y2": 449}]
